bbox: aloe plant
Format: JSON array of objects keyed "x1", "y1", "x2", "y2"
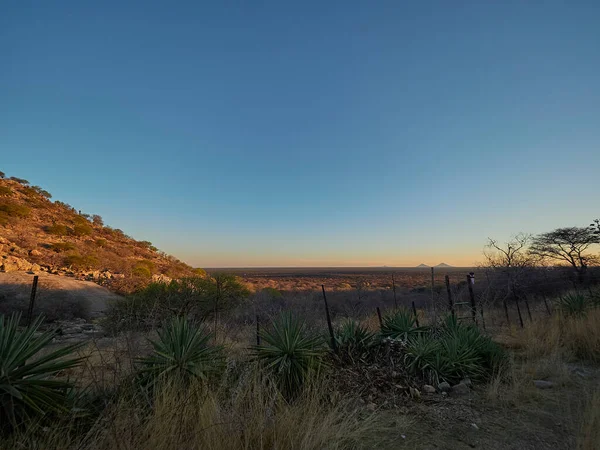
[
  {"x1": 137, "y1": 316, "x2": 225, "y2": 386},
  {"x1": 0, "y1": 313, "x2": 84, "y2": 431},
  {"x1": 253, "y1": 312, "x2": 325, "y2": 397}
]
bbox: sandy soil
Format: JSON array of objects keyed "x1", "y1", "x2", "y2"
[{"x1": 0, "y1": 271, "x2": 122, "y2": 318}]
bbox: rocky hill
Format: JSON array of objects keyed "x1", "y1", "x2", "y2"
[{"x1": 0, "y1": 172, "x2": 199, "y2": 293}]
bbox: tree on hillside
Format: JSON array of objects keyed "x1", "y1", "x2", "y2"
[
  {"x1": 529, "y1": 227, "x2": 600, "y2": 283},
  {"x1": 9, "y1": 177, "x2": 29, "y2": 185},
  {"x1": 0, "y1": 171, "x2": 5, "y2": 178},
  {"x1": 92, "y1": 214, "x2": 104, "y2": 226}
]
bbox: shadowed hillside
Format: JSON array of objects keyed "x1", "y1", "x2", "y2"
[{"x1": 0, "y1": 172, "x2": 198, "y2": 293}]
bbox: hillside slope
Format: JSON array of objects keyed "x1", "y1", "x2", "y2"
[{"x1": 0, "y1": 173, "x2": 198, "y2": 293}]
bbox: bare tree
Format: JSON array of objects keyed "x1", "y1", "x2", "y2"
[
  {"x1": 529, "y1": 227, "x2": 600, "y2": 283},
  {"x1": 483, "y1": 233, "x2": 537, "y2": 297},
  {"x1": 481, "y1": 234, "x2": 541, "y2": 325}
]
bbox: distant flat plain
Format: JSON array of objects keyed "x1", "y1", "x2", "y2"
[{"x1": 205, "y1": 267, "x2": 474, "y2": 292}]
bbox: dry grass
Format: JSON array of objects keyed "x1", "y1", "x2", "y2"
[
  {"x1": 578, "y1": 388, "x2": 600, "y2": 449},
  {"x1": 1, "y1": 369, "x2": 400, "y2": 450}
]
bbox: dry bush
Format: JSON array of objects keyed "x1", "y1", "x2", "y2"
[{"x1": 45, "y1": 223, "x2": 69, "y2": 236}]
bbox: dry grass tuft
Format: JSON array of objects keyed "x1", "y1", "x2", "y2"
[
  {"x1": 2, "y1": 368, "x2": 399, "y2": 450},
  {"x1": 578, "y1": 388, "x2": 600, "y2": 450}
]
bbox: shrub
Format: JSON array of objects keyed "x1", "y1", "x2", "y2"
[
  {"x1": 94, "y1": 238, "x2": 107, "y2": 248},
  {"x1": 91, "y1": 214, "x2": 103, "y2": 226},
  {"x1": 0, "y1": 171, "x2": 4, "y2": 178},
  {"x1": 31, "y1": 185, "x2": 52, "y2": 198},
  {"x1": 49, "y1": 242, "x2": 76, "y2": 252},
  {"x1": 132, "y1": 266, "x2": 152, "y2": 278},
  {"x1": 0, "y1": 313, "x2": 84, "y2": 432},
  {"x1": 54, "y1": 201, "x2": 75, "y2": 211},
  {"x1": 0, "y1": 201, "x2": 31, "y2": 219},
  {"x1": 45, "y1": 223, "x2": 69, "y2": 236},
  {"x1": 8, "y1": 177, "x2": 29, "y2": 185},
  {"x1": 73, "y1": 223, "x2": 93, "y2": 236},
  {"x1": 137, "y1": 316, "x2": 224, "y2": 387},
  {"x1": 262, "y1": 287, "x2": 283, "y2": 298},
  {"x1": 63, "y1": 254, "x2": 99, "y2": 269},
  {"x1": 104, "y1": 278, "x2": 213, "y2": 332},
  {"x1": 0, "y1": 186, "x2": 12, "y2": 196},
  {"x1": 253, "y1": 312, "x2": 326, "y2": 398},
  {"x1": 192, "y1": 267, "x2": 207, "y2": 277}
]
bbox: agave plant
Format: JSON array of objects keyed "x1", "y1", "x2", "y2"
[
  {"x1": 404, "y1": 316, "x2": 506, "y2": 384},
  {"x1": 0, "y1": 313, "x2": 84, "y2": 431},
  {"x1": 253, "y1": 312, "x2": 325, "y2": 398},
  {"x1": 137, "y1": 316, "x2": 225, "y2": 386},
  {"x1": 557, "y1": 292, "x2": 592, "y2": 317},
  {"x1": 380, "y1": 308, "x2": 424, "y2": 340},
  {"x1": 334, "y1": 319, "x2": 375, "y2": 361}
]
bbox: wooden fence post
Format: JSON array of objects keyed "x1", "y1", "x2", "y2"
[
  {"x1": 467, "y1": 274, "x2": 477, "y2": 324},
  {"x1": 542, "y1": 295, "x2": 552, "y2": 316},
  {"x1": 27, "y1": 275, "x2": 39, "y2": 327},
  {"x1": 256, "y1": 314, "x2": 261, "y2": 346},
  {"x1": 321, "y1": 285, "x2": 337, "y2": 352},
  {"x1": 445, "y1": 275, "x2": 454, "y2": 318},
  {"x1": 515, "y1": 298, "x2": 525, "y2": 328},
  {"x1": 479, "y1": 302, "x2": 486, "y2": 331},
  {"x1": 503, "y1": 298, "x2": 510, "y2": 326},
  {"x1": 392, "y1": 274, "x2": 398, "y2": 310},
  {"x1": 411, "y1": 301, "x2": 420, "y2": 327},
  {"x1": 523, "y1": 295, "x2": 533, "y2": 322}
]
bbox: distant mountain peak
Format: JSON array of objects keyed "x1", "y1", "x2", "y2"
[
  {"x1": 435, "y1": 263, "x2": 452, "y2": 268},
  {"x1": 416, "y1": 263, "x2": 429, "y2": 268}
]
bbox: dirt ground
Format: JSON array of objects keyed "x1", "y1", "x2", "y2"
[
  {"x1": 373, "y1": 365, "x2": 598, "y2": 449},
  {"x1": 0, "y1": 271, "x2": 122, "y2": 318}
]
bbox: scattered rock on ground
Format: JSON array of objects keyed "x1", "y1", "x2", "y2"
[
  {"x1": 533, "y1": 380, "x2": 554, "y2": 389},
  {"x1": 409, "y1": 387, "x2": 421, "y2": 399},
  {"x1": 451, "y1": 383, "x2": 471, "y2": 396},
  {"x1": 438, "y1": 381, "x2": 451, "y2": 392},
  {"x1": 423, "y1": 385, "x2": 436, "y2": 394},
  {"x1": 460, "y1": 378, "x2": 473, "y2": 388}
]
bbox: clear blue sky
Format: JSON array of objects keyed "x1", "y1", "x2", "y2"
[{"x1": 1, "y1": 1, "x2": 599, "y2": 267}]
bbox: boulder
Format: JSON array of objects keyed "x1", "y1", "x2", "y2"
[
  {"x1": 533, "y1": 380, "x2": 554, "y2": 390},
  {"x1": 1, "y1": 255, "x2": 34, "y2": 272},
  {"x1": 438, "y1": 381, "x2": 451, "y2": 392},
  {"x1": 29, "y1": 249, "x2": 42, "y2": 257},
  {"x1": 451, "y1": 383, "x2": 470, "y2": 396},
  {"x1": 62, "y1": 326, "x2": 83, "y2": 335}
]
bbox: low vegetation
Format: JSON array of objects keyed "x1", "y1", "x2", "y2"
[
  {"x1": 137, "y1": 316, "x2": 225, "y2": 387},
  {"x1": 253, "y1": 312, "x2": 326, "y2": 398},
  {"x1": 0, "y1": 313, "x2": 84, "y2": 433}
]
